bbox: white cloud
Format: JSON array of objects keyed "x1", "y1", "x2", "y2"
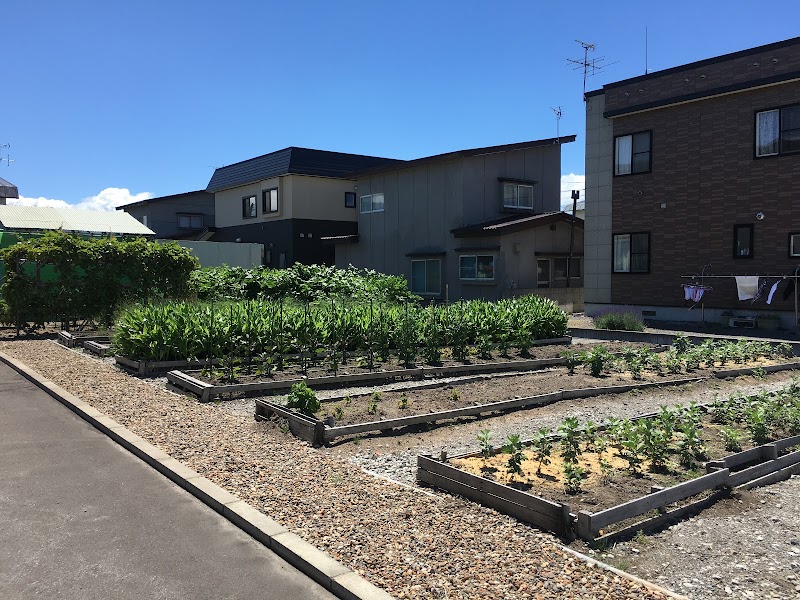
[
  {"x1": 9, "y1": 187, "x2": 152, "y2": 211},
  {"x1": 560, "y1": 173, "x2": 585, "y2": 209}
]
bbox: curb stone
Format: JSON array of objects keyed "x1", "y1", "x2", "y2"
[{"x1": 0, "y1": 351, "x2": 396, "y2": 600}]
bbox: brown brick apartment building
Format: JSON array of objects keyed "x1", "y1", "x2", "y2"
[{"x1": 584, "y1": 37, "x2": 800, "y2": 327}]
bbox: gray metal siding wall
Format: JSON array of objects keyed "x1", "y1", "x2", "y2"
[
  {"x1": 345, "y1": 145, "x2": 562, "y2": 299},
  {"x1": 122, "y1": 193, "x2": 215, "y2": 239}
]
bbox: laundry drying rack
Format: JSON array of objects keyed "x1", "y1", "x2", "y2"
[{"x1": 680, "y1": 273, "x2": 800, "y2": 327}]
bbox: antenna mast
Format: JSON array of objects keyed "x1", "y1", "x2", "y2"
[
  {"x1": 567, "y1": 40, "x2": 617, "y2": 101},
  {"x1": 0, "y1": 143, "x2": 12, "y2": 167},
  {"x1": 550, "y1": 106, "x2": 563, "y2": 140}
]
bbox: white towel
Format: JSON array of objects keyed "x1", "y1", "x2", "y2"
[
  {"x1": 735, "y1": 276, "x2": 759, "y2": 301},
  {"x1": 767, "y1": 281, "x2": 780, "y2": 304}
]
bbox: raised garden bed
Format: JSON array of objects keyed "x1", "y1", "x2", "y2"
[
  {"x1": 84, "y1": 341, "x2": 110, "y2": 357},
  {"x1": 115, "y1": 355, "x2": 221, "y2": 376},
  {"x1": 57, "y1": 330, "x2": 111, "y2": 348},
  {"x1": 417, "y1": 384, "x2": 800, "y2": 544}
]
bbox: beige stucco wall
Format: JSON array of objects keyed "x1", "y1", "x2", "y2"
[
  {"x1": 290, "y1": 175, "x2": 358, "y2": 221},
  {"x1": 213, "y1": 174, "x2": 358, "y2": 228},
  {"x1": 213, "y1": 176, "x2": 283, "y2": 228}
]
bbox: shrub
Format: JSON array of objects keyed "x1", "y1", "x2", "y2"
[
  {"x1": 593, "y1": 310, "x2": 646, "y2": 332},
  {"x1": 286, "y1": 382, "x2": 320, "y2": 416}
]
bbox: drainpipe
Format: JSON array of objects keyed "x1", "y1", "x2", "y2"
[{"x1": 566, "y1": 190, "x2": 579, "y2": 288}]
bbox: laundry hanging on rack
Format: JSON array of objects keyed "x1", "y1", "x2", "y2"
[
  {"x1": 682, "y1": 284, "x2": 706, "y2": 303},
  {"x1": 782, "y1": 267, "x2": 800, "y2": 301},
  {"x1": 767, "y1": 280, "x2": 781, "y2": 304},
  {"x1": 751, "y1": 278, "x2": 771, "y2": 303},
  {"x1": 735, "y1": 276, "x2": 760, "y2": 301}
]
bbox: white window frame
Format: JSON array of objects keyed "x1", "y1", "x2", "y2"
[
  {"x1": 459, "y1": 255, "x2": 495, "y2": 281},
  {"x1": 360, "y1": 193, "x2": 385, "y2": 214},
  {"x1": 502, "y1": 183, "x2": 534, "y2": 209},
  {"x1": 410, "y1": 259, "x2": 441, "y2": 295}
]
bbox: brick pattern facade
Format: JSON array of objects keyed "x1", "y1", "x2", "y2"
[
  {"x1": 610, "y1": 75, "x2": 800, "y2": 311},
  {"x1": 605, "y1": 40, "x2": 800, "y2": 115}
]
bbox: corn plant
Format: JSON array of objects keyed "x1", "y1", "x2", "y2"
[
  {"x1": 502, "y1": 434, "x2": 525, "y2": 477},
  {"x1": 476, "y1": 334, "x2": 492, "y2": 360}
]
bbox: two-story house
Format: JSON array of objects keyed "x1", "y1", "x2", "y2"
[
  {"x1": 331, "y1": 137, "x2": 582, "y2": 304},
  {"x1": 206, "y1": 147, "x2": 398, "y2": 267},
  {"x1": 584, "y1": 36, "x2": 800, "y2": 326}
]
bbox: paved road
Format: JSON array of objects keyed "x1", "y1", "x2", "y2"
[{"x1": 0, "y1": 362, "x2": 336, "y2": 600}]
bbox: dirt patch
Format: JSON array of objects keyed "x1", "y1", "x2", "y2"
[
  {"x1": 192, "y1": 340, "x2": 651, "y2": 385},
  {"x1": 313, "y1": 357, "x2": 788, "y2": 427}
]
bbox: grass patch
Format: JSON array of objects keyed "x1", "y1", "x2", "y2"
[{"x1": 593, "y1": 311, "x2": 646, "y2": 332}]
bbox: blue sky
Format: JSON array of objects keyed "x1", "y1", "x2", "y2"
[{"x1": 4, "y1": 0, "x2": 799, "y2": 209}]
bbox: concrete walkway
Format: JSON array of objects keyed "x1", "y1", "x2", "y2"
[{"x1": 0, "y1": 362, "x2": 336, "y2": 600}]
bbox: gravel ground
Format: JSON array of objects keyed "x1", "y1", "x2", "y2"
[
  {"x1": 1, "y1": 340, "x2": 673, "y2": 600},
  {"x1": 605, "y1": 477, "x2": 800, "y2": 600}
]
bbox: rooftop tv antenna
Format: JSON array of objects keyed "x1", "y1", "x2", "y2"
[
  {"x1": 0, "y1": 143, "x2": 13, "y2": 167},
  {"x1": 567, "y1": 40, "x2": 618, "y2": 100},
  {"x1": 550, "y1": 106, "x2": 563, "y2": 139}
]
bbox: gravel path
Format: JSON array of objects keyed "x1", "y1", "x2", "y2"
[{"x1": 0, "y1": 340, "x2": 673, "y2": 600}]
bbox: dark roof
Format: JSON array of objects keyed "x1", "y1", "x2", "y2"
[
  {"x1": 0, "y1": 177, "x2": 19, "y2": 199},
  {"x1": 451, "y1": 212, "x2": 583, "y2": 238},
  {"x1": 206, "y1": 147, "x2": 401, "y2": 193},
  {"x1": 116, "y1": 190, "x2": 212, "y2": 210},
  {"x1": 588, "y1": 36, "x2": 800, "y2": 95},
  {"x1": 355, "y1": 136, "x2": 576, "y2": 178}
]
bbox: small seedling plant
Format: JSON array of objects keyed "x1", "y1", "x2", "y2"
[
  {"x1": 502, "y1": 434, "x2": 526, "y2": 478},
  {"x1": 530, "y1": 427, "x2": 553, "y2": 474},
  {"x1": 477, "y1": 429, "x2": 494, "y2": 461},
  {"x1": 558, "y1": 417, "x2": 583, "y2": 464},
  {"x1": 286, "y1": 381, "x2": 320, "y2": 416},
  {"x1": 562, "y1": 461, "x2": 585, "y2": 494}
]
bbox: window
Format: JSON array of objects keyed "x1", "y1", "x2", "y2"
[
  {"x1": 177, "y1": 214, "x2": 204, "y2": 229},
  {"x1": 503, "y1": 183, "x2": 534, "y2": 209},
  {"x1": 790, "y1": 233, "x2": 800, "y2": 258},
  {"x1": 360, "y1": 193, "x2": 384, "y2": 213},
  {"x1": 411, "y1": 259, "x2": 441, "y2": 295},
  {"x1": 459, "y1": 255, "x2": 495, "y2": 281},
  {"x1": 537, "y1": 259, "x2": 551, "y2": 288},
  {"x1": 242, "y1": 195, "x2": 257, "y2": 219},
  {"x1": 734, "y1": 224, "x2": 754, "y2": 259},
  {"x1": 756, "y1": 105, "x2": 800, "y2": 157},
  {"x1": 262, "y1": 188, "x2": 278, "y2": 213},
  {"x1": 613, "y1": 233, "x2": 650, "y2": 273},
  {"x1": 553, "y1": 257, "x2": 581, "y2": 280},
  {"x1": 614, "y1": 131, "x2": 651, "y2": 175},
  {"x1": 345, "y1": 192, "x2": 356, "y2": 208},
  {"x1": 278, "y1": 252, "x2": 286, "y2": 268}
]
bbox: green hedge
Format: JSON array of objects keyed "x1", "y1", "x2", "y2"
[
  {"x1": 0, "y1": 231, "x2": 199, "y2": 326},
  {"x1": 188, "y1": 263, "x2": 414, "y2": 303}
]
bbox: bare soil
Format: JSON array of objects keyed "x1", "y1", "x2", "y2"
[
  {"x1": 450, "y1": 416, "x2": 780, "y2": 514},
  {"x1": 312, "y1": 356, "x2": 788, "y2": 428},
  {"x1": 192, "y1": 340, "x2": 650, "y2": 385}
]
